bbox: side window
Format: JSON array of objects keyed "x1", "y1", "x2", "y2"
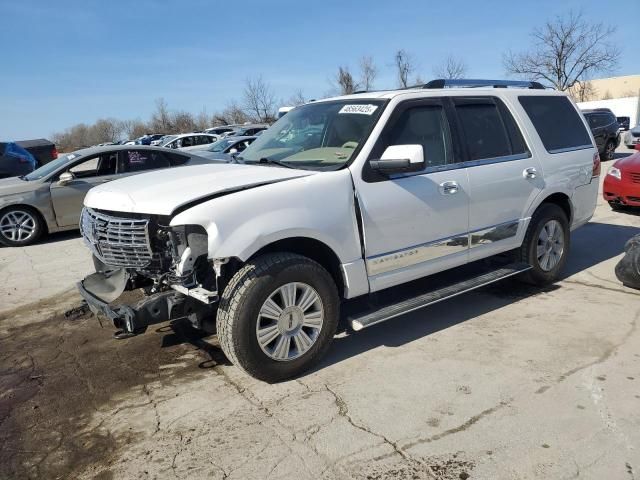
[
  {"x1": 519, "y1": 96, "x2": 592, "y2": 152},
  {"x1": 163, "y1": 152, "x2": 189, "y2": 166},
  {"x1": 70, "y1": 157, "x2": 99, "y2": 176},
  {"x1": 182, "y1": 136, "x2": 194, "y2": 147},
  {"x1": 119, "y1": 150, "x2": 170, "y2": 173},
  {"x1": 69, "y1": 153, "x2": 117, "y2": 178},
  {"x1": 455, "y1": 100, "x2": 512, "y2": 160},
  {"x1": 384, "y1": 105, "x2": 452, "y2": 168}
]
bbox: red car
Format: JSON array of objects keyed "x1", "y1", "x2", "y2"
[{"x1": 603, "y1": 150, "x2": 640, "y2": 208}]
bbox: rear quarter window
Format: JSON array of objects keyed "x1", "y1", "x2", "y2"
[{"x1": 519, "y1": 96, "x2": 592, "y2": 153}]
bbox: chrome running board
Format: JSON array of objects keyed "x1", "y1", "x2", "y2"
[{"x1": 349, "y1": 262, "x2": 532, "y2": 331}]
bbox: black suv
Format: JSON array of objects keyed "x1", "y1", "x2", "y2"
[{"x1": 582, "y1": 109, "x2": 620, "y2": 160}]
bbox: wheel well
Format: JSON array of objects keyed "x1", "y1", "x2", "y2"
[
  {"x1": 248, "y1": 237, "x2": 345, "y2": 296},
  {"x1": 539, "y1": 193, "x2": 572, "y2": 223},
  {"x1": 0, "y1": 204, "x2": 48, "y2": 233}
]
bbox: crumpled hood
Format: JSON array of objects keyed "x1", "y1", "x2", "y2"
[{"x1": 84, "y1": 163, "x2": 314, "y2": 215}]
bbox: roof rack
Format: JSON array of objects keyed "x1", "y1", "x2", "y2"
[{"x1": 418, "y1": 79, "x2": 547, "y2": 90}]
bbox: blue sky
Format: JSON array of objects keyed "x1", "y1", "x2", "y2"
[{"x1": 1, "y1": 0, "x2": 637, "y2": 139}]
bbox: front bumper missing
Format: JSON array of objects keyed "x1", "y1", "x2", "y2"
[{"x1": 77, "y1": 270, "x2": 217, "y2": 338}]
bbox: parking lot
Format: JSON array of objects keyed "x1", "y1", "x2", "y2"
[{"x1": 1, "y1": 147, "x2": 639, "y2": 480}]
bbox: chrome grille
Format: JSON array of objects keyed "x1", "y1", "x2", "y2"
[{"x1": 80, "y1": 208, "x2": 152, "y2": 268}]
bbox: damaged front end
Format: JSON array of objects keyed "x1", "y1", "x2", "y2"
[{"x1": 77, "y1": 207, "x2": 221, "y2": 338}]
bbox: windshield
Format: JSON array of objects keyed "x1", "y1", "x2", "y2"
[
  {"x1": 161, "y1": 135, "x2": 177, "y2": 146},
  {"x1": 239, "y1": 100, "x2": 385, "y2": 170},
  {"x1": 23, "y1": 153, "x2": 78, "y2": 181},
  {"x1": 208, "y1": 139, "x2": 235, "y2": 152}
]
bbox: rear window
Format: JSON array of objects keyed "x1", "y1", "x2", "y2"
[{"x1": 519, "y1": 96, "x2": 592, "y2": 153}]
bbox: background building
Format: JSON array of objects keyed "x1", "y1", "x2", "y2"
[{"x1": 575, "y1": 75, "x2": 640, "y2": 127}]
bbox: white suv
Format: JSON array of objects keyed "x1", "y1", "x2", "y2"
[{"x1": 78, "y1": 79, "x2": 600, "y2": 382}]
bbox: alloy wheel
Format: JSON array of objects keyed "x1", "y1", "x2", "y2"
[
  {"x1": 536, "y1": 219, "x2": 564, "y2": 272},
  {"x1": 0, "y1": 210, "x2": 37, "y2": 243},
  {"x1": 606, "y1": 142, "x2": 615, "y2": 160},
  {"x1": 256, "y1": 282, "x2": 324, "y2": 361}
]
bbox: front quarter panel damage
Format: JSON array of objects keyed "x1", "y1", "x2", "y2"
[{"x1": 169, "y1": 168, "x2": 363, "y2": 267}]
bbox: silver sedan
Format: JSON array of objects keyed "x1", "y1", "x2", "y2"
[{"x1": 0, "y1": 145, "x2": 213, "y2": 246}]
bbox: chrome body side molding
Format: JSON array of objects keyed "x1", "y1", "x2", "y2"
[{"x1": 366, "y1": 220, "x2": 521, "y2": 276}]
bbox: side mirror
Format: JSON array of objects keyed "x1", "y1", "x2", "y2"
[
  {"x1": 370, "y1": 144, "x2": 425, "y2": 174},
  {"x1": 229, "y1": 148, "x2": 238, "y2": 154},
  {"x1": 58, "y1": 171, "x2": 75, "y2": 186}
]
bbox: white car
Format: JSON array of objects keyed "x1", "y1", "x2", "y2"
[
  {"x1": 160, "y1": 133, "x2": 218, "y2": 151},
  {"x1": 78, "y1": 79, "x2": 599, "y2": 382}
]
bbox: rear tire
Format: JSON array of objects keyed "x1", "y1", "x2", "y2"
[
  {"x1": 517, "y1": 204, "x2": 570, "y2": 285},
  {"x1": 216, "y1": 253, "x2": 339, "y2": 382},
  {"x1": 0, "y1": 206, "x2": 45, "y2": 247},
  {"x1": 604, "y1": 140, "x2": 616, "y2": 160}
]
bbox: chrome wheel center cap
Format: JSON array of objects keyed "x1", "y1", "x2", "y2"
[{"x1": 278, "y1": 306, "x2": 303, "y2": 333}]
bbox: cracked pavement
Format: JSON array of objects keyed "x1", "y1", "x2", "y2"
[{"x1": 1, "y1": 161, "x2": 640, "y2": 479}]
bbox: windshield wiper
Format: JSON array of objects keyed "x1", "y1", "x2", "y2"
[{"x1": 256, "y1": 157, "x2": 295, "y2": 169}]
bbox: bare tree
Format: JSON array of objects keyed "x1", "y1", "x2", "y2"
[
  {"x1": 335, "y1": 66, "x2": 358, "y2": 95},
  {"x1": 359, "y1": 56, "x2": 377, "y2": 91},
  {"x1": 243, "y1": 76, "x2": 277, "y2": 123},
  {"x1": 92, "y1": 118, "x2": 124, "y2": 143},
  {"x1": 171, "y1": 111, "x2": 197, "y2": 133},
  {"x1": 149, "y1": 98, "x2": 172, "y2": 132},
  {"x1": 395, "y1": 50, "x2": 415, "y2": 87},
  {"x1": 196, "y1": 109, "x2": 210, "y2": 130},
  {"x1": 212, "y1": 101, "x2": 250, "y2": 125},
  {"x1": 504, "y1": 11, "x2": 619, "y2": 90},
  {"x1": 394, "y1": 49, "x2": 414, "y2": 88},
  {"x1": 568, "y1": 80, "x2": 597, "y2": 102},
  {"x1": 120, "y1": 119, "x2": 148, "y2": 139},
  {"x1": 433, "y1": 55, "x2": 467, "y2": 79},
  {"x1": 285, "y1": 89, "x2": 307, "y2": 106}
]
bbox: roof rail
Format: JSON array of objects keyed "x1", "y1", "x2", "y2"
[{"x1": 421, "y1": 79, "x2": 547, "y2": 90}]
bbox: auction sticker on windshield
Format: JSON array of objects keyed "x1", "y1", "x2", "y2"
[{"x1": 339, "y1": 104, "x2": 378, "y2": 115}]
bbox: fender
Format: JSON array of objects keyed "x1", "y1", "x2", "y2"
[
  {"x1": 169, "y1": 168, "x2": 365, "y2": 268},
  {"x1": 525, "y1": 187, "x2": 573, "y2": 221}
]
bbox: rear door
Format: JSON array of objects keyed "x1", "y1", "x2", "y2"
[
  {"x1": 50, "y1": 152, "x2": 119, "y2": 226},
  {"x1": 453, "y1": 96, "x2": 544, "y2": 261}
]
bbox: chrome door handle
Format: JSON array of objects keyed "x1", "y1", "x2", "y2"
[
  {"x1": 439, "y1": 181, "x2": 459, "y2": 195},
  {"x1": 523, "y1": 167, "x2": 538, "y2": 179}
]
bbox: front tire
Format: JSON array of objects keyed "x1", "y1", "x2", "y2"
[
  {"x1": 517, "y1": 204, "x2": 570, "y2": 285},
  {"x1": 0, "y1": 206, "x2": 45, "y2": 247},
  {"x1": 216, "y1": 253, "x2": 339, "y2": 382}
]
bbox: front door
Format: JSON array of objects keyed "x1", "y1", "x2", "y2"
[
  {"x1": 452, "y1": 96, "x2": 544, "y2": 261},
  {"x1": 50, "y1": 152, "x2": 119, "y2": 227},
  {"x1": 353, "y1": 98, "x2": 470, "y2": 292}
]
